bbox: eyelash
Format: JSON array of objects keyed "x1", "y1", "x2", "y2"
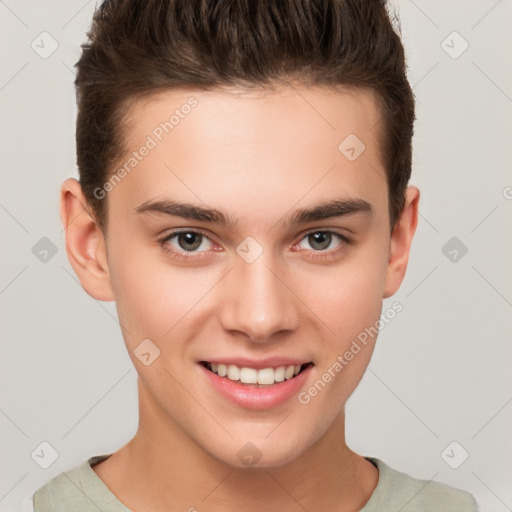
[{"x1": 157, "y1": 228, "x2": 352, "y2": 261}]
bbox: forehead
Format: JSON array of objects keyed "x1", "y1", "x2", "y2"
[
  {"x1": 108, "y1": 84, "x2": 388, "y2": 227},
  {"x1": 123, "y1": 83, "x2": 382, "y2": 152}
]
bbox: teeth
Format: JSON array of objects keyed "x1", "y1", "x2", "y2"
[
  {"x1": 257, "y1": 368, "x2": 275, "y2": 385},
  {"x1": 284, "y1": 365, "x2": 295, "y2": 379},
  {"x1": 207, "y1": 362, "x2": 306, "y2": 385},
  {"x1": 240, "y1": 367, "x2": 258, "y2": 384},
  {"x1": 274, "y1": 366, "x2": 285, "y2": 382},
  {"x1": 227, "y1": 364, "x2": 240, "y2": 381}
]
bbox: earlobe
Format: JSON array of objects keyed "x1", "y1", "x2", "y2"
[
  {"x1": 383, "y1": 186, "x2": 420, "y2": 299},
  {"x1": 60, "y1": 178, "x2": 115, "y2": 301}
]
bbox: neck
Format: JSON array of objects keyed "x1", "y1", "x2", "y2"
[{"x1": 93, "y1": 379, "x2": 378, "y2": 512}]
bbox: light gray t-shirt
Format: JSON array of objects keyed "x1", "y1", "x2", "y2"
[{"x1": 20, "y1": 454, "x2": 480, "y2": 511}]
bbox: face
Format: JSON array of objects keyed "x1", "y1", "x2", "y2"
[{"x1": 64, "y1": 84, "x2": 418, "y2": 468}]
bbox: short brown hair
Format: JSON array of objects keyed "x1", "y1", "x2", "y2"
[{"x1": 74, "y1": 0, "x2": 415, "y2": 233}]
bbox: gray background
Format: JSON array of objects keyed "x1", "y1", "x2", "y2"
[{"x1": 1, "y1": 0, "x2": 511, "y2": 510}]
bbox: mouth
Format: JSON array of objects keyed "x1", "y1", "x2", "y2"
[{"x1": 200, "y1": 361, "x2": 314, "y2": 388}]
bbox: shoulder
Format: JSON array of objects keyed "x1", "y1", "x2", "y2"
[
  {"x1": 29, "y1": 455, "x2": 117, "y2": 512},
  {"x1": 364, "y1": 457, "x2": 480, "y2": 512},
  {"x1": 30, "y1": 460, "x2": 92, "y2": 512}
]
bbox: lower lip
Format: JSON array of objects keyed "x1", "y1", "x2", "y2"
[{"x1": 199, "y1": 363, "x2": 314, "y2": 410}]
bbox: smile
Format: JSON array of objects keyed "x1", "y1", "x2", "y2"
[
  {"x1": 199, "y1": 359, "x2": 314, "y2": 409},
  {"x1": 201, "y1": 361, "x2": 313, "y2": 386}
]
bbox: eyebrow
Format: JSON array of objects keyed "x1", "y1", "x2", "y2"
[{"x1": 135, "y1": 197, "x2": 373, "y2": 227}]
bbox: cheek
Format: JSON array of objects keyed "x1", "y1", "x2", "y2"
[
  {"x1": 108, "y1": 242, "x2": 219, "y2": 351},
  {"x1": 301, "y1": 241, "x2": 387, "y2": 398},
  {"x1": 107, "y1": 242, "x2": 178, "y2": 344},
  {"x1": 310, "y1": 248, "x2": 387, "y2": 340}
]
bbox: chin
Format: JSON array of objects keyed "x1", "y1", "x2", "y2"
[{"x1": 206, "y1": 433, "x2": 310, "y2": 470}]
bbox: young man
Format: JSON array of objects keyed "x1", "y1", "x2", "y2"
[{"x1": 23, "y1": 0, "x2": 479, "y2": 510}]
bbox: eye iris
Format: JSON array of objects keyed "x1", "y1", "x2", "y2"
[
  {"x1": 309, "y1": 232, "x2": 331, "y2": 250},
  {"x1": 178, "y1": 232, "x2": 202, "y2": 251}
]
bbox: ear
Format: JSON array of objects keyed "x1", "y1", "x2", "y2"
[
  {"x1": 60, "y1": 178, "x2": 115, "y2": 301},
  {"x1": 383, "y1": 186, "x2": 420, "y2": 299}
]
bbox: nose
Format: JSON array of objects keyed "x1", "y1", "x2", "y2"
[{"x1": 218, "y1": 249, "x2": 300, "y2": 343}]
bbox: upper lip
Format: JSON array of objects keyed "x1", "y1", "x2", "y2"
[{"x1": 200, "y1": 357, "x2": 313, "y2": 370}]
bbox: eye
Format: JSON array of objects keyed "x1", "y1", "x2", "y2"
[
  {"x1": 157, "y1": 228, "x2": 352, "y2": 262},
  {"x1": 158, "y1": 229, "x2": 216, "y2": 259},
  {"x1": 295, "y1": 230, "x2": 352, "y2": 259}
]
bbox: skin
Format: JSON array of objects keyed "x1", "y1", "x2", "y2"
[{"x1": 60, "y1": 83, "x2": 419, "y2": 512}]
